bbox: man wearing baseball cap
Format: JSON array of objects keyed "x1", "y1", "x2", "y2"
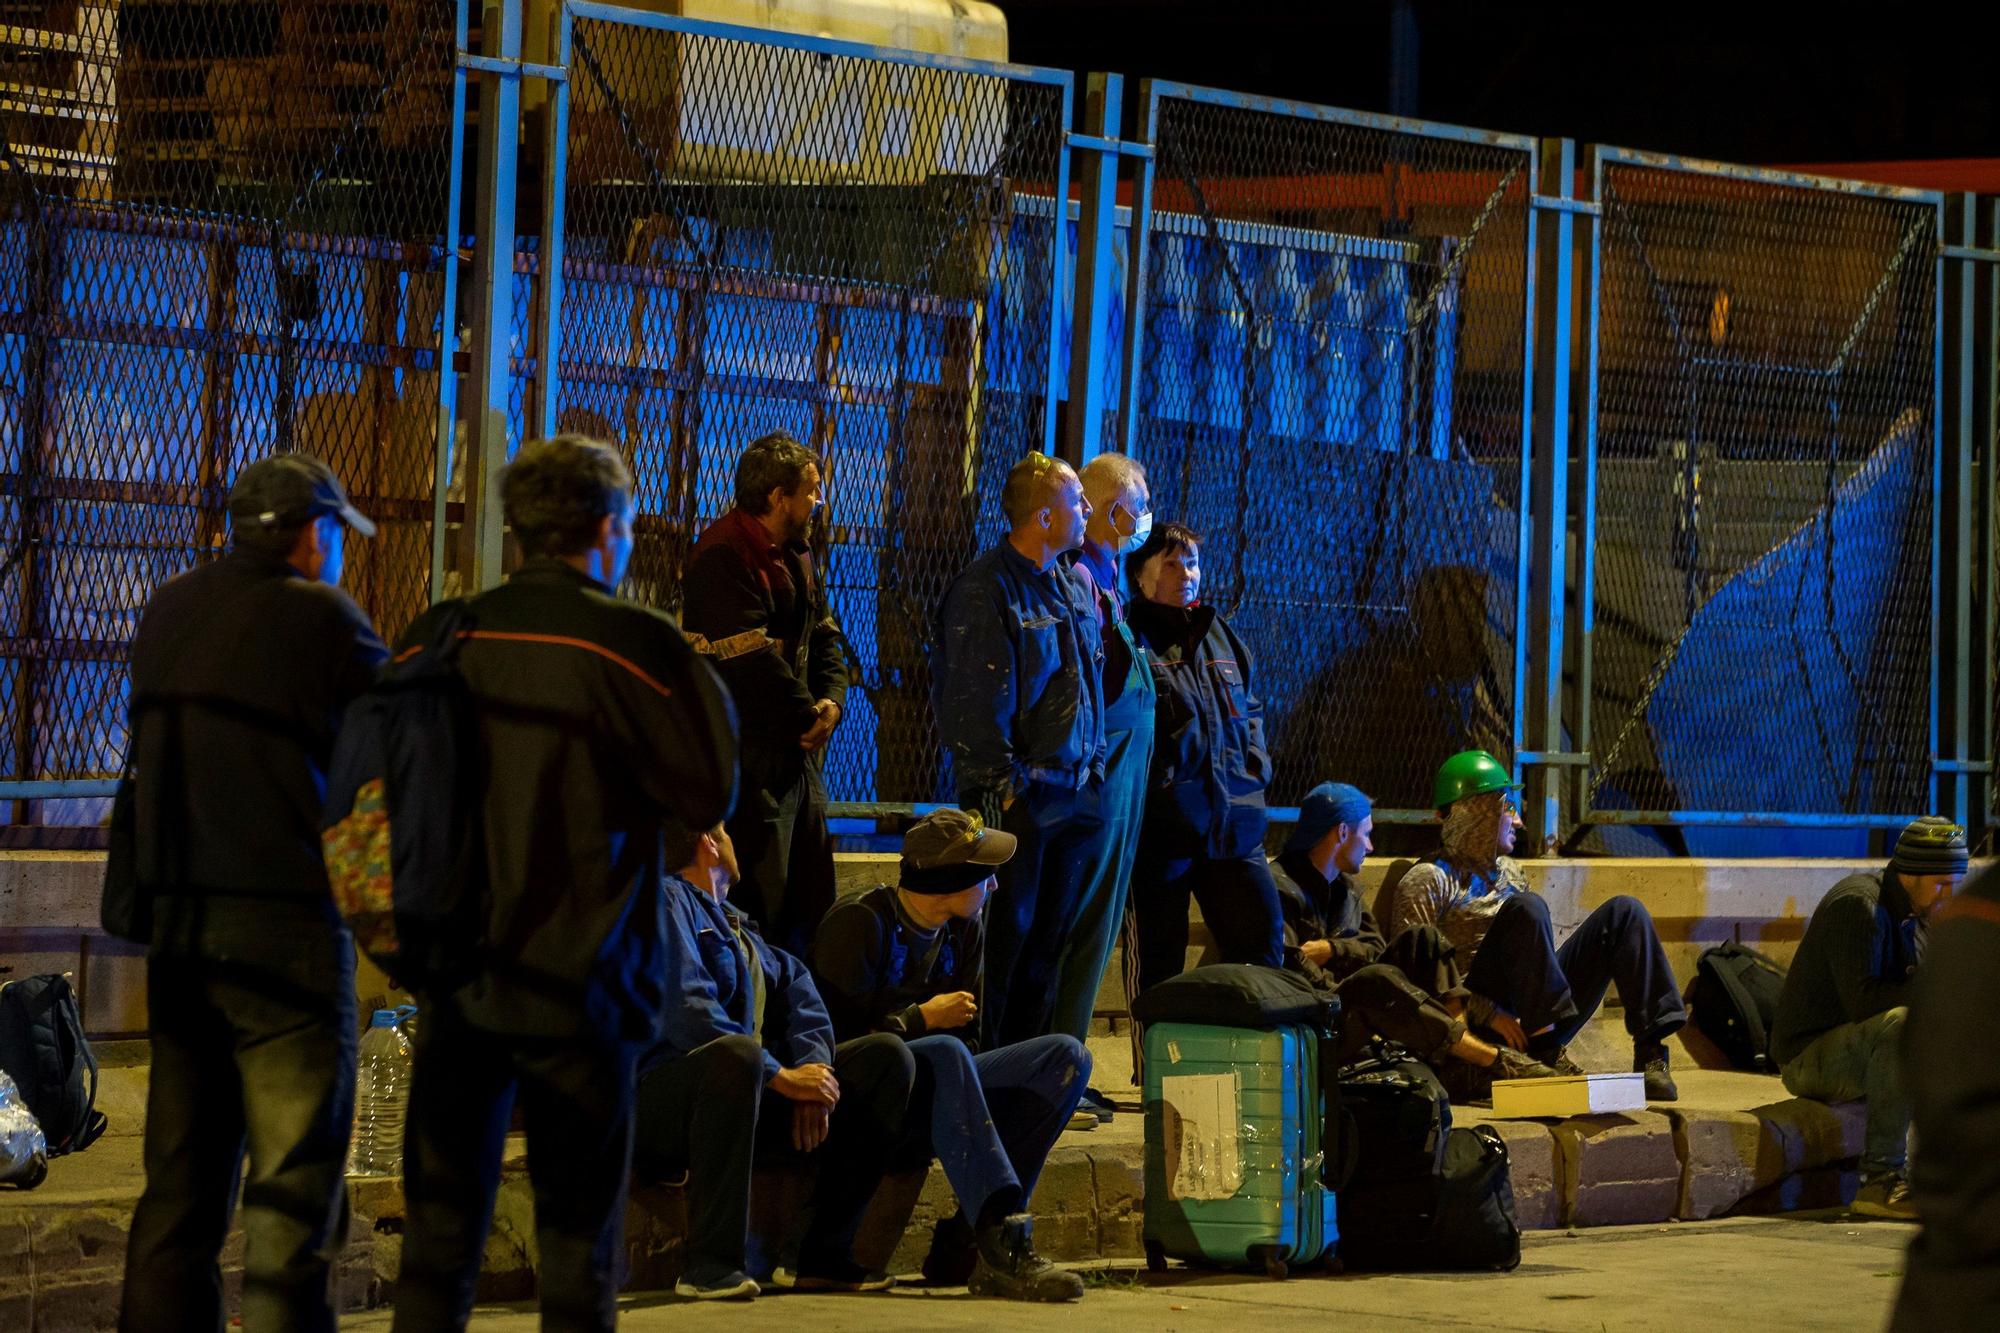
[
  {"x1": 1274, "y1": 782, "x2": 1559, "y2": 1094},
  {"x1": 1772, "y1": 815, "x2": 1969, "y2": 1220},
  {"x1": 810, "y1": 808, "x2": 1090, "y2": 1302},
  {"x1": 121, "y1": 453, "x2": 386, "y2": 1329},
  {"x1": 1388, "y1": 751, "x2": 1688, "y2": 1101}
]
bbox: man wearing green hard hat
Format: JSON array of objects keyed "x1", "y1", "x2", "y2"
[{"x1": 1387, "y1": 750, "x2": 1688, "y2": 1101}]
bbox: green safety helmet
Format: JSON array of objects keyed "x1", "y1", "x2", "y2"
[{"x1": 1433, "y1": 750, "x2": 1522, "y2": 811}]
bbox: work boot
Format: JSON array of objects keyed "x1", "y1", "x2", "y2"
[
  {"x1": 1851, "y1": 1172, "x2": 1918, "y2": 1221},
  {"x1": 1491, "y1": 1047, "x2": 1563, "y2": 1081},
  {"x1": 1531, "y1": 1044, "x2": 1587, "y2": 1077},
  {"x1": 1635, "y1": 1043, "x2": 1679, "y2": 1101},
  {"x1": 968, "y1": 1213, "x2": 1084, "y2": 1302},
  {"x1": 921, "y1": 1212, "x2": 979, "y2": 1287}
]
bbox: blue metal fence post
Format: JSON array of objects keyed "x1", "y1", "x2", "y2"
[
  {"x1": 1984, "y1": 202, "x2": 2000, "y2": 842},
  {"x1": 1572, "y1": 143, "x2": 1605, "y2": 840},
  {"x1": 1941, "y1": 194, "x2": 1975, "y2": 830},
  {"x1": 535, "y1": 2, "x2": 571, "y2": 442},
  {"x1": 431, "y1": 0, "x2": 472, "y2": 603},
  {"x1": 1523, "y1": 138, "x2": 1584, "y2": 852},
  {"x1": 1064, "y1": 72, "x2": 1122, "y2": 469},
  {"x1": 464, "y1": 0, "x2": 524, "y2": 591},
  {"x1": 1116, "y1": 82, "x2": 1160, "y2": 456}
]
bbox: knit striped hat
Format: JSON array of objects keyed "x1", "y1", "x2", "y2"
[{"x1": 1890, "y1": 816, "x2": 1968, "y2": 879}]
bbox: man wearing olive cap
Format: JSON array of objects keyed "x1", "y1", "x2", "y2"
[
  {"x1": 121, "y1": 454, "x2": 387, "y2": 1331},
  {"x1": 1389, "y1": 750, "x2": 1688, "y2": 1101},
  {"x1": 1773, "y1": 815, "x2": 1969, "y2": 1221},
  {"x1": 810, "y1": 808, "x2": 1090, "y2": 1302}
]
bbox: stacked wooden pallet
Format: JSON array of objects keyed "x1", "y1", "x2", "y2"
[
  {"x1": 1, "y1": 0, "x2": 120, "y2": 197},
  {"x1": 116, "y1": 0, "x2": 453, "y2": 201}
]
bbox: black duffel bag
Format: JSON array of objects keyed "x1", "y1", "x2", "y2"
[{"x1": 1130, "y1": 962, "x2": 1341, "y2": 1030}]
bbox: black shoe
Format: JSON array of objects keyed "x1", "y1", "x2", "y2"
[
  {"x1": 675, "y1": 1265, "x2": 760, "y2": 1300},
  {"x1": 968, "y1": 1213, "x2": 1084, "y2": 1302},
  {"x1": 1635, "y1": 1045, "x2": 1679, "y2": 1101},
  {"x1": 922, "y1": 1213, "x2": 979, "y2": 1287},
  {"x1": 1078, "y1": 1088, "x2": 1116, "y2": 1123},
  {"x1": 771, "y1": 1259, "x2": 894, "y2": 1292}
]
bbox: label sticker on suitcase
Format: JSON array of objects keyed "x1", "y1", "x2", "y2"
[{"x1": 1162, "y1": 1072, "x2": 1243, "y2": 1201}]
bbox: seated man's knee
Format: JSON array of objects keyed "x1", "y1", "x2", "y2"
[
  {"x1": 1337, "y1": 963, "x2": 1402, "y2": 1005},
  {"x1": 707, "y1": 1033, "x2": 767, "y2": 1088},
  {"x1": 1496, "y1": 891, "x2": 1551, "y2": 927},
  {"x1": 1870, "y1": 1006, "x2": 1910, "y2": 1042},
  {"x1": 1047, "y1": 1033, "x2": 1091, "y2": 1088},
  {"x1": 1605, "y1": 893, "x2": 1655, "y2": 927},
  {"x1": 844, "y1": 1031, "x2": 918, "y2": 1095}
]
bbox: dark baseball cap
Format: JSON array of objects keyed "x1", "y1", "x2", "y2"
[
  {"x1": 900, "y1": 808, "x2": 1017, "y2": 894},
  {"x1": 228, "y1": 454, "x2": 377, "y2": 539}
]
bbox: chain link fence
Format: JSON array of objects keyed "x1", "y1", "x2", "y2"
[
  {"x1": 544, "y1": 8, "x2": 1068, "y2": 805},
  {"x1": 1, "y1": 0, "x2": 459, "y2": 824},
  {"x1": 1585, "y1": 155, "x2": 1939, "y2": 820},
  {"x1": 1123, "y1": 87, "x2": 1533, "y2": 813}
]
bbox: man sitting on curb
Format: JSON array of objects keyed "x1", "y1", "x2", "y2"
[
  {"x1": 632, "y1": 825, "x2": 915, "y2": 1300},
  {"x1": 1389, "y1": 750, "x2": 1688, "y2": 1101},
  {"x1": 1772, "y1": 815, "x2": 1967, "y2": 1221},
  {"x1": 1275, "y1": 781, "x2": 1559, "y2": 1097},
  {"x1": 811, "y1": 809, "x2": 1089, "y2": 1303}
]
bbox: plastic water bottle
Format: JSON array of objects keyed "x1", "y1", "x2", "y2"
[{"x1": 348, "y1": 1006, "x2": 416, "y2": 1176}]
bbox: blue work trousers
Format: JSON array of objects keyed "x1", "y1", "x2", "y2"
[{"x1": 901, "y1": 1033, "x2": 1090, "y2": 1223}]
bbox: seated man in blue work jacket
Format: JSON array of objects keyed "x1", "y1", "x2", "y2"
[
  {"x1": 632, "y1": 824, "x2": 914, "y2": 1300},
  {"x1": 811, "y1": 808, "x2": 1090, "y2": 1303}
]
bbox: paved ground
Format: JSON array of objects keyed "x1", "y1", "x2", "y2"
[{"x1": 344, "y1": 1213, "x2": 1916, "y2": 1331}]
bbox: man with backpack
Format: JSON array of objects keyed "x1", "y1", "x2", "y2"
[
  {"x1": 119, "y1": 454, "x2": 387, "y2": 1332},
  {"x1": 1771, "y1": 816, "x2": 1967, "y2": 1221},
  {"x1": 389, "y1": 436, "x2": 739, "y2": 1331}
]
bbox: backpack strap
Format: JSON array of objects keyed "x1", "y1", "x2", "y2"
[
  {"x1": 1705, "y1": 948, "x2": 1773, "y2": 1072},
  {"x1": 64, "y1": 1000, "x2": 105, "y2": 1153}
]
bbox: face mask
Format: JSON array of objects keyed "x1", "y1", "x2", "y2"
[{"x1": 1117, "y1": 506, "x2": 1153, "y2": 554}]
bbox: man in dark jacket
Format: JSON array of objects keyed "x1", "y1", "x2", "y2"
[
  {"x1": 1123, "y1": 522, "x2": 1283, "y2": 994},
  {"x1": 120, "y1": 454, "x2": 386, "y2": 1333},
  {"x1": 1773, "y1": 816, "x2": 1967, "y2": 1220},
  {"x1": 811, "y1": 808, "x2": 1090, "y2": 1302},
  {"x1": 1274, "y1": 782, "x2": 1557, "y2": 1093},
  {"x1": 932, "y1": 451, "x2": 1107, "y2": 1047},
  {"x1": 632, "y1": 824, "x2": 914, "y2": 1299},
  {"x1": 391, "y1": 436, "x2": 740, "y2": 1331},
  {"x1": 1893, "y1": 860, "x2": 2000, "y2": 1329},
  {"x1": 681, "y1": 432, "x2": 849, "y2": 957}
]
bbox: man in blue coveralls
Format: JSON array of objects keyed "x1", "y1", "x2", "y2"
[{"x1": 1049, "y1": 451, "x2": 1155, "y2": 1119}]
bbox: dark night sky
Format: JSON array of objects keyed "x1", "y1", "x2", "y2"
[{"x1": 999, "y1": 1, "x2": 2000, "y2": 169}]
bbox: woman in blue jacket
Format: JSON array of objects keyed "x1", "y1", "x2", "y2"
[{"x1": 1123, "y1": 522, "x2": 1285, "y2": 996}]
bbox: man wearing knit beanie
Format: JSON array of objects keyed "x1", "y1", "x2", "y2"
[{"x1": 1771, "y1": 815, "x2": 1969, "y2": 1220}]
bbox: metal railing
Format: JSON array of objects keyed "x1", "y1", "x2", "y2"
[{"x1": 0, "y1": 1, "x2": 1991, "y2": 847}]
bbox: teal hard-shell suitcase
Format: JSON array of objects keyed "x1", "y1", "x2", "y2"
[{"x1": 1141, "y1": 1020, "x2": 1339, "y2": 1277}]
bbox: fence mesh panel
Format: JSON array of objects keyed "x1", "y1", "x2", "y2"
[
  {"x1": 1588, "y1": 163, "x2": 1937, "y2": 818},
  {"x1": 550, "y1": 15, "x2": 1066, "y2": 804},
  {"x1": 0, "y1": 0, "x2": 457, "y2": 823},
  {"x1": 1128, "y1": 93, "x2": 1531, "y2": 811}
]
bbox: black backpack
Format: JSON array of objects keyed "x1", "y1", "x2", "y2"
[
  {"x1": 0, "y1": 974, "x2": 107, "y2": 1157},
  {"x1": 1688, "y1": 942, "x2": 1786, "y2": 1073},
  {"x1": 320, "y1": 604, "x2": 485, "y2": 991},
  {"x1": 1337, "y1": 1050, "x2": 1520, "y2": 1272}
]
